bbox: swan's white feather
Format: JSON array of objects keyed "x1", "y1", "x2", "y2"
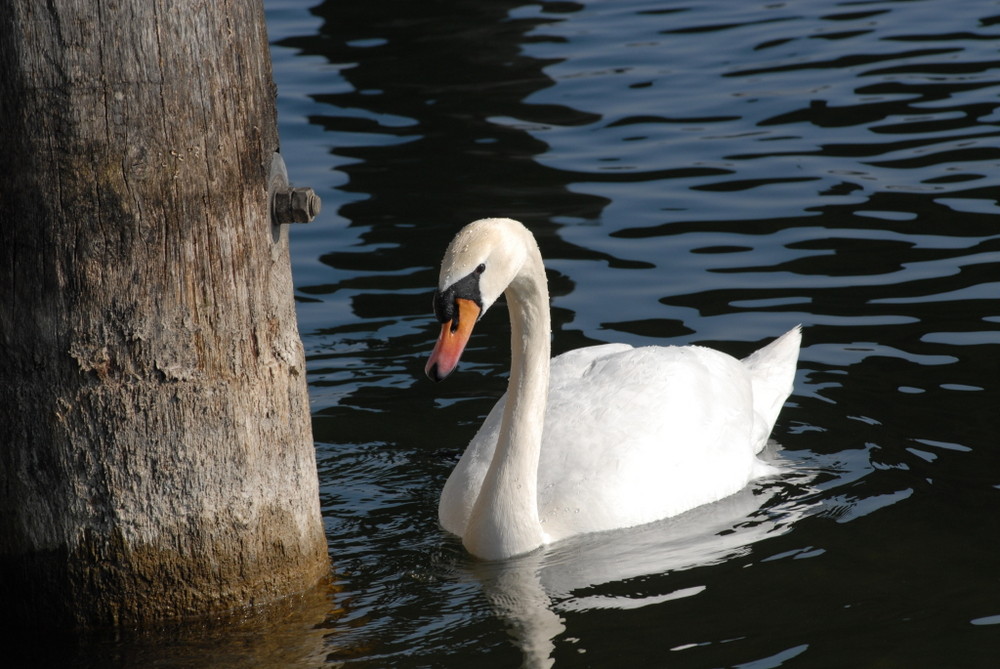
[{"x1": 439, "y1": 330, "x2": 801, "y2": 543}]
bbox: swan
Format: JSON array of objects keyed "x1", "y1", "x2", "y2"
[{"x1": 425, "y1": 218, "x2": 801, "y2": 560}]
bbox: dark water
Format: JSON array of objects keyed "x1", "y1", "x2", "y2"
[{"x1": 72, "y1": 0, "x2": 1000, "y2": 666}]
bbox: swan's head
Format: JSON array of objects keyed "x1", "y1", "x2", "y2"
[{"x1": 425, "y1": 218, "x2": 534, "y2": 382}]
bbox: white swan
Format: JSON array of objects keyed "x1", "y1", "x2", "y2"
[{"x1": 426, "y1": 218, "x2": 801, "y2": 560}]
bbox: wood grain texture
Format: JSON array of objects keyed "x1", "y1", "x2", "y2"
[{"x1": 0, "y1": 0, "x2": 329, "y2": 627}]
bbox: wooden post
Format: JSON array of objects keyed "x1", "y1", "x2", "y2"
[{"x1": 0, "y1": 0, "x2": 329, "y2": 628}]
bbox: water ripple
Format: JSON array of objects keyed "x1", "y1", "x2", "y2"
[{"x1": 266, "y1": 1, "x2": 1000, "y2": 667}]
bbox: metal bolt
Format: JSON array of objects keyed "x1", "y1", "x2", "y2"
[{"x1": 272, "y1": 187, "x2": 321, "y2": 224}]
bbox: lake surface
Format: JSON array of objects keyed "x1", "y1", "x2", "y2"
[{"x1": 77, "y1": 0, "x2": 1000, "y2": 666}]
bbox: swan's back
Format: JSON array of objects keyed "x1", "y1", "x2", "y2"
[{"x1": 439, "y1": 327, "x2": 801, "y2": 544}]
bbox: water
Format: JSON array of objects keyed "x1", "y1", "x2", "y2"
[{"x1": 75, "y1": 0, "x2": 1000, "y2": 666}]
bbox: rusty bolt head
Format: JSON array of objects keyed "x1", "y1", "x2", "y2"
[{"x1": 272, "y1": 187, "x2": 321, "y2": 224}]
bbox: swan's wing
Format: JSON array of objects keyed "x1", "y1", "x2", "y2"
[
  {"x1": 439, "y1": 334, "x2": 800, "y2": 541},
  {"x1": 549, "y1": 343, "x2": 634, "y2": 373},
  {"x1": 537, "y1": 345, "x2": 758, "y2": 539}
]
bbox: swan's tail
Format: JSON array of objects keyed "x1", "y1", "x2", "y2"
[{"x1": 741, "y1": 326, "x2": 802, "y2": 452}]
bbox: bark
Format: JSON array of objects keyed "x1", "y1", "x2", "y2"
[{"x1": 0, "y1": 0, "x2": 329, "y2": 627}]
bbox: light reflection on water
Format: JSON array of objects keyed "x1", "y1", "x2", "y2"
[{"x1": 262, "y1": 0, "x2": 1000, "y2": 666}]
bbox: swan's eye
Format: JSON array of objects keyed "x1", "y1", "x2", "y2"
[{"x1": 475, "y1": 263, "x2": 486, "y2": 275}]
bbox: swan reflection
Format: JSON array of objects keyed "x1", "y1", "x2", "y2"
[{"x1": 467, "y1": 457, "x2": 815, "y2": 667}]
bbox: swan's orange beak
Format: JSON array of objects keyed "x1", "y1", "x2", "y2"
[{"x1": 426, "y1": 298, "x2": 480, "y2": 382}]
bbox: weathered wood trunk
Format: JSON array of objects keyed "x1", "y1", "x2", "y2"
[{"x1": 0, "y1": 0, "x2": 329, "y2": 627}]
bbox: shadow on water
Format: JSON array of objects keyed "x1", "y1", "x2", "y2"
[{"x1": 281, "y1": 0, "x2": 612, "y2": 254}]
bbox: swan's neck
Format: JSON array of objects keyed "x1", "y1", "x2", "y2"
[{"x1": 464, "y1": 250, "x2": 551, "y2": 559}]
